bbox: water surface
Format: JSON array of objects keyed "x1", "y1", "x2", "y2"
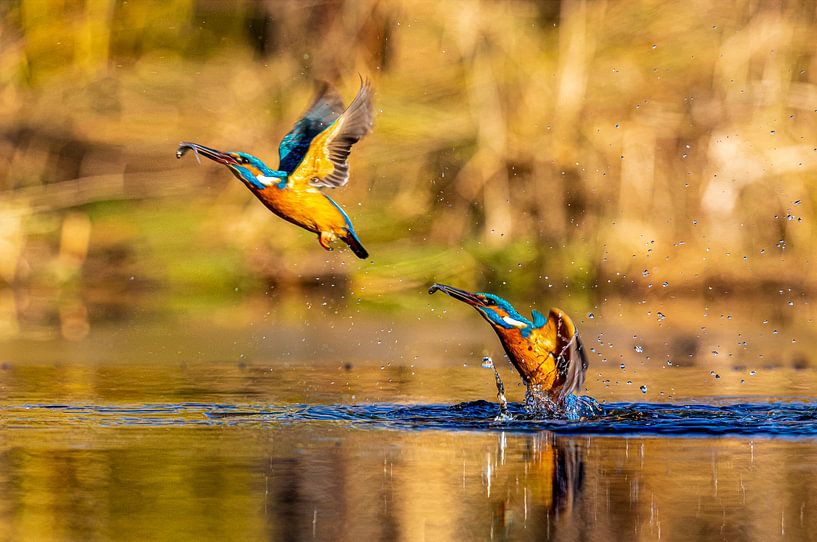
[{"x1": 1, "y1": 301, "x2": 816, "y2": 540}]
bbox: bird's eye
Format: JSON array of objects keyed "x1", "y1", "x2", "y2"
[{"x1": 241, "y1": 157, "x2": 249, "y2": 164}]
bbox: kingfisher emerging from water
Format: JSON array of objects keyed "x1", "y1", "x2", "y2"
[
  {"x1": 177, "y1": 78, "x2": 374, "y2": 258},
  {"x1": 429, "y1": 284, "x2": 589, "y2": 405}
]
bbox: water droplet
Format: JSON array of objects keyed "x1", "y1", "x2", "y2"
[
  {"x1": 711, "y1": 350, "x2": 719, "y2": 356},
  {"x1": 634, "y1": 345, "x2": 643, "y2": 353},
  {"x1": 642, "y1": 269, "x2": 650, "y2": 277},
  {"x1": 481, "y1": 356, "x2": 494, "y2": 369},
  {"x1": 640, "y1": 385, "x2": 648, "y2": 393},
  {"x1": 620, "y1": 363, "x2": 626, "y2": 369},
  {"x1": 657, "y1": 312, "x2": 666, "y2": 321},
  {"x1": 587, "y1": 312, "x2": 595, "y2": 319},
  {"x1": 750, "y1": 370, "x2": 757, "y2": 376},
  {"x1": 662, "y1": 281, "x2": 669, "y2": 287}
]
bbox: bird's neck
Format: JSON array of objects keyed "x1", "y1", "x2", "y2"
[
  {"x1": 232, "y1": 166, "x2": 287, "y2": 190},
  {"x1": 255, "y1": 169, "x2": 288, "y2": 190}
]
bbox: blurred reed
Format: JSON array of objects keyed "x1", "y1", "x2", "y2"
[{"x1": 0, "y1": 0, "x2": 815, "y2": 310}]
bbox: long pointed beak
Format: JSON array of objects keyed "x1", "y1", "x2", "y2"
[
  {"x1": 428, "y1": 283, "x2": 486, "y2": 307},
  {"x1": 176, "y1": 142, "x2": 238, "y2": 165}
]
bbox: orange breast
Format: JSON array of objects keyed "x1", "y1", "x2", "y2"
[
  {"x1": 253, "y1": 187, "x2": 346, "y2": 234},
  {"x1": 497, "y1": 328, "x2": 560, "y2": 389}
]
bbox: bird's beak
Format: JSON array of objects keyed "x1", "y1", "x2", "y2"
[
  {"x1": 176, "y1": 142, "x2": 238, "y2": 166},
  {"x1": 428, "y1": 283, "x2": 486, "y2": 307}
]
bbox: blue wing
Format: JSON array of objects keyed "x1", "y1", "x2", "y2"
[{"x1": 278, "y1": 82, "x2": 345, "y2": 174}]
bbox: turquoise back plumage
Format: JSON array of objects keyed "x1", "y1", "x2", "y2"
[{"x1": 278, "y1": 83, "x2": 344, "y2": 174}]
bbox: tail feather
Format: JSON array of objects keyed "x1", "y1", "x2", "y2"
[{"x1": 342, "y1": 229, "x2": 368, "y2": 259}]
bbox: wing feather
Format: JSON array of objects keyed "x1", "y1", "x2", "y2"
[
  {"x1": 548, "y1": 308, "x2": 589, "y2": 400},
  {"x1": 287, "y1": 78, "x2": 374, "y2": 189},
  {"x1": 278, "y1": 81, "x2": 345, "y2": 174}
]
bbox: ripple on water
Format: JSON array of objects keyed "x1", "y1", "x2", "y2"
[{"x1": 3, "y1": 400, "x2": 816, "y2": 437}]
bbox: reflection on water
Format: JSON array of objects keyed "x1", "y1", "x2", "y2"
[
  {"x1": 0, "y1": 360, "x2": 815, "y2": 540},
  {"x1": 1, "y1": 294, "x2": 816, "y2": 540},
  {"x1": 1, "y1": 416, "x2": 816, "y2": 541}
]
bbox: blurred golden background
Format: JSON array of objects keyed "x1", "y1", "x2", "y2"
[
  {"x1": 2, "y1": 4, "x2": 817, "y2": 540},
  {"x1": 0, "y1": 0, "x2": 815, "y2": 341}
]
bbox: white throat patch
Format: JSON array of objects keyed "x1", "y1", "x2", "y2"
[
  {"x1": 256, "y1": 175, "x2": 276, "y2": 187},
  {"x1": 502, "y1": 316, "x2": 528, "y2": 328}
]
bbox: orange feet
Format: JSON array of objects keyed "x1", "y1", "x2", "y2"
[{"x1": 318, "y1": 231, "x2": 337, "y2": 251}]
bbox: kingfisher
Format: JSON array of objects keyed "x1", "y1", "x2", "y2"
[
  {"x1": 177, "y1": 78, "x2": 374, "y2": 258},
  {"x1": 429, "y1": 283, "x2": 589, "y2": 404}
]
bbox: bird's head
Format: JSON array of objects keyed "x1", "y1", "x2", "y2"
[
  {"x1": 429, "y1": 283, "x2": 546, "y2": 337},
  {"x1": 177, "y1": 142, "x2": 281, "y2": 190}
]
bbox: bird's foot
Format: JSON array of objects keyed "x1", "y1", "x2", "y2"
[{"x1": 318, "y1": 231, "x2": 337, "y2": 251}]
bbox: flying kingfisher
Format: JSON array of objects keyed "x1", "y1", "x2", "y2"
[
  {"x1": 429, "y1": 283, "x2": 589, "y2": 404},
  {"x1": 177, "y1": 78, "x2": 374, "y2": 258}
]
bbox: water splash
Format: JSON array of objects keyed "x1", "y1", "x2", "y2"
[
  {"x1": 484, "y1": 357, "x2": 512, "y2": 421},
  {"x1": 5, "y1": 400, "x2": 815, "y2": 437},
  {"x1": 481, "y1": 356, "x2": 599, "y2": 421},
  {"x1": 524, "y1": 385, "x2": 603, "y2": 420}
]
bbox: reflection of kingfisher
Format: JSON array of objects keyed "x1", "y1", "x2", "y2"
[
  {"x1": 177, "y1": 78, "x2": 374, "y2": 258},
  {"x1": 429, "y1": 284, "x2": 588, "y2": 403},
  {"x1": 487, "y1": 434, "x2": 584, "y2": 533}
]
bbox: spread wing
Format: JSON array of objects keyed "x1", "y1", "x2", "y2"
[
  {"x1": 287, "y1": 78, "x2": 374, "y2": 190},
  {"x1": 278, "y1": 81, "x2": 345, "y2": 174},
  {"x1": 548, "y1": 308, "x2": 589, "y2": 400}
]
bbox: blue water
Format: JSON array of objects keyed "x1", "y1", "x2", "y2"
[{"x1": 6, "y1": 400, "x2": 817, "y2": 437}]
